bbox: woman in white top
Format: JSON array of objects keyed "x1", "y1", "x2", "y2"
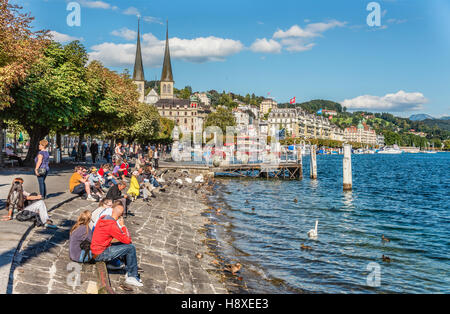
[
  {"x1": 89, "y1": 198, "x2": 114, "y2": 230},
  {"x1": 2, "y1": 178, "x2": 57, "y2": 228}
]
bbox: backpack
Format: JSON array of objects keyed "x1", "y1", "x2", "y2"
[
  {"x1": 15, "y1": 210, "x2": 44, "y2": 227},
  {"x1": 79, "y1": 239, "x2": 95, "y2": 264}
]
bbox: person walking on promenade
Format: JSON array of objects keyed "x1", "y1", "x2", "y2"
[
  {"x1": 90, "y1": 202, "x2": 143, "y2": 287},
  {"x1": 90, "y1": 140, "x2": 99, "y2": 164},
  {"x1": 114, "y1": 142, "x2": 123, "y2": 162},
  {"x1": 153, "y1": 147, "x2": 159, "y2": 169},
  {"x1": 103, "y1": 144, "x2": 112, "y2": 163},
  {"x1": 34, "y1": 139, "x2": 50, "y2": 199},
  {"x1": 81, "y1": 141, "x2": 88, "y2": 162}
]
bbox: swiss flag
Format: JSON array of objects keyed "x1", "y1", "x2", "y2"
[{"x1": 290, "y1": 97, "x2": 296, "y2": 104}]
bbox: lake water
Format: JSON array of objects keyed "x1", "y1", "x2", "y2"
[{"x1": 207, "y1": 153, "x2": 450, "y2": 293}]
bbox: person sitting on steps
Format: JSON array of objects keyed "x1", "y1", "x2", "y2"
[
  {"x1": 69, "y1": 166, "x2": 97, "y2": 201},
  {"x1": 90, "y1": 202, "x2": 143, "y2": 287},
  {"x1": 69, "y1": 210, "x2": 93, "y2": 263},
  {"x1": 1, "y1": 178, "x2": 57, "y2": 228},
  {"x1": 106, "y1": 181, "x2": 132, "y2": 218}
]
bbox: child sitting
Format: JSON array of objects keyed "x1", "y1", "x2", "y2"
[{"x1": 88, "y1": 167, "x2": 105, "y2": 200}]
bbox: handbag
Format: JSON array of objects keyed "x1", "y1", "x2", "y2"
[{"x1": 37, "y1": 168, "x2": 46, "y2": 176}]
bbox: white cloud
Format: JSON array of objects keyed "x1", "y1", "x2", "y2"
[
  {"x1": 341, "y1": 90, "x2": 428, "y2": 112},
  {"x1": 273, "y1": 20, "x2": 346, "y2": 39},
  {"x1": 123, "y1": 6, "x2": 140, "y2": 16},
  {"x1": 49, "y1": 31, "x2": 83, "y2": 43},
  {"x1": 111, "y1": 27, "x2": 137, "y2": 41},
  {"x1": 256, "y1": 20, "x2": 346, "y2": 53},
  {"x1": 79, "y1": 0, "x2": 111, "y2": 9},
  {"x1": 142, "y1": 16, "x2": 163, "y2": 25},
  {"x1": 89, "y1": 33, "x2": 244, "y2": 67},
  {"x1": 250, "y1": 38, "x2": 282, "y2": 53}
]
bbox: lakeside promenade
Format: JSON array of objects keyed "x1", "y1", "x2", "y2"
[{"x1": 0, "y1": 165, "x2": 228, "y2": 294}]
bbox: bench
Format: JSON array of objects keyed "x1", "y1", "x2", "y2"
[
  {"x1": 95, "y1": 261, "x2": 115, "y2": 294},
  {"x1": 1, "y1": 152, "x2": 19, "y2": 167}
]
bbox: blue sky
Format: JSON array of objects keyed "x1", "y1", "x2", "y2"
[{"x1": 16, "y1": 0, "x2": 450, "y2": 117}]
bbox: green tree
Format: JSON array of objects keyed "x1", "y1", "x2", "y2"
[
  {"x1": 2, "y1": 41, "x2": 91, "y2": 163},
  {"x1": 131, "y1": 103, "x2": 161, "y2": 143},
  {"x1": 70, "y1": 60, "x2": 140, "y2": 154},
  {"x1": 204, "y1": 107, "x2": 236, "y2": 133}
]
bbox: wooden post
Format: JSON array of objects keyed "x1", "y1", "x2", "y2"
[
  {"x1": 310, "y1": 145, "x2": 317, "y2": 179},
  {"x1": 343, "y1": 144, "x2": 352, "y2": 191},
  {"x1": 297, "y1": 146, "x2": 303, "y2": 179}
]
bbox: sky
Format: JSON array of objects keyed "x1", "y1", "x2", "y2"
[{"x1": 15, "y1": 0, "x2": 450, "y2": 118}]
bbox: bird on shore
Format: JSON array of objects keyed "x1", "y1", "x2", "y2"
[
  {"x1": 307, "y1": 220, "x2": 319, "y2": 239},
  {"x1": 245, "y1": 200, "x2": 249, "y2": 204},
  {"x1": 294, "y1": 198, "x2": 298, "y2": 203},
  {"x1": 381, "y1": 235, "x2": 390, "y2": 243},
  {"x1": 382, "y1": 255, "x2": 391, "y2": 263},
  {"x1": 196, "y1": 253, "x2": 203, "y2": 259},
  {"x1": 225, "y1": 263, "x2": 242, "y2": 275},
  {"x1": 300, "y1": 243, "x2": 312, "y2": 250},
  {"x1": 194, "y1": 175, "x2": 204, "y2": 183}
]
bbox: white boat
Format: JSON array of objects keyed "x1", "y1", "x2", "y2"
[{"x1": 377, "y1": 145, "x2": 403, "y2": 154}]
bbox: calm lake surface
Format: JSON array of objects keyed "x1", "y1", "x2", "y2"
[{"x1": 207, "y1": 153, "x2": 450, "y2": 293}]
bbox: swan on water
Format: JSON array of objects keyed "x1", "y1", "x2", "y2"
[{"x1": 307, "y1": 220, "x2": 318, "y2": 239}]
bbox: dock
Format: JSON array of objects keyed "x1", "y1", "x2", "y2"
[{"x1": 159, "y1": 162, "x2": 303, "y2": 179}]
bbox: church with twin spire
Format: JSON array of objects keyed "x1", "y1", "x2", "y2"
[{"x1": 132, "y1": 20, "x2": 211, "y2": 133}]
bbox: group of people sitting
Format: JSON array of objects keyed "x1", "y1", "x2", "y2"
[
  {"x1": 69, "y1": 199, "x2": 143, "y2": 287},
  {"x1": 69, "y1": 154, "x2": 167, "y2": 207},
  {"x1": 66, "y1": 154, "x2": 172, "y2": 287}
]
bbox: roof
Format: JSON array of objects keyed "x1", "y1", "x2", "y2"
[
  {"x1": 155, "y1": 98, "x2": 190, "y2": 108},
  {"x1": 161, "y1": 22, "x2": 174, "y2": 82},
  {"x1": 132, "y1": 18, "x2": 145, "y2": 81}
]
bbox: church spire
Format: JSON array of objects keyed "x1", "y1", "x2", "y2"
[
  {"x1": 161, "y1": 21, "x2": 173, "y2": 82},
  {"x1": 133, "y1": 17, "x2": 145, "y2": 81}
]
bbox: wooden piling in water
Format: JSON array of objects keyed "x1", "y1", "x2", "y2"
[
  {"x1": 310, "y1": 145, "x2": 317, "y2": 179},
  {"x1": 297, "y1": 146, "x2": 303, "y2": 179},
  {"x1": 343, "y1": 144, "x2": 352, "y2": 191}
]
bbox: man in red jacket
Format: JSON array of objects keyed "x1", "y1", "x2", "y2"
[{"x1": 91, "y1": 202, "x2": 142, "y2": 287}]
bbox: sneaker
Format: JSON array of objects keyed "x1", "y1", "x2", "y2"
[
  {"x1": 86, "y1": 195, "x2": 97, "y2": 202},
  {"x1": 44, "y1": 223, "x2": 58, "y2": 229},
  {"x1": 126, "y1": 273, "x2": 142, "y2": 283},
  {"x1": 125, "y1": 276, "x2": 143, "y2": 287}
]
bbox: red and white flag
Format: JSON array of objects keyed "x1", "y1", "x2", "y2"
[{"x1": 290, "y1": 97, "x2": 296, "y2": 104}]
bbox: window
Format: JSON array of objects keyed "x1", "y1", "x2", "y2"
[
  {"x1": 168, "y1": 85, "x2": 171, "y2": 94},
  {"x1": 163, "y1": 84, "x2": 167, "y2": 93}
]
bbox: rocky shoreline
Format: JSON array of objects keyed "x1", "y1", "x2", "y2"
[{"x1": 10, "y1": 169, "x2": 232, "y2": 294}]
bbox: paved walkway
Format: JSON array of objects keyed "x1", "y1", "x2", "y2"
[
  {"x1": 0, "y1": 166, "x2": 77, "y2": 294},
  {"x1": 10, "y1": 176, "x2": 228, "y2": 294}
]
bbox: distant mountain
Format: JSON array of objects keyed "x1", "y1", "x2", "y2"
[
  {"x1": 409, "y1": 114, "x2": 435, "y2": 121},
  {"x1": 441, "y1": 116, "x2": 450, "y2": 120}
]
